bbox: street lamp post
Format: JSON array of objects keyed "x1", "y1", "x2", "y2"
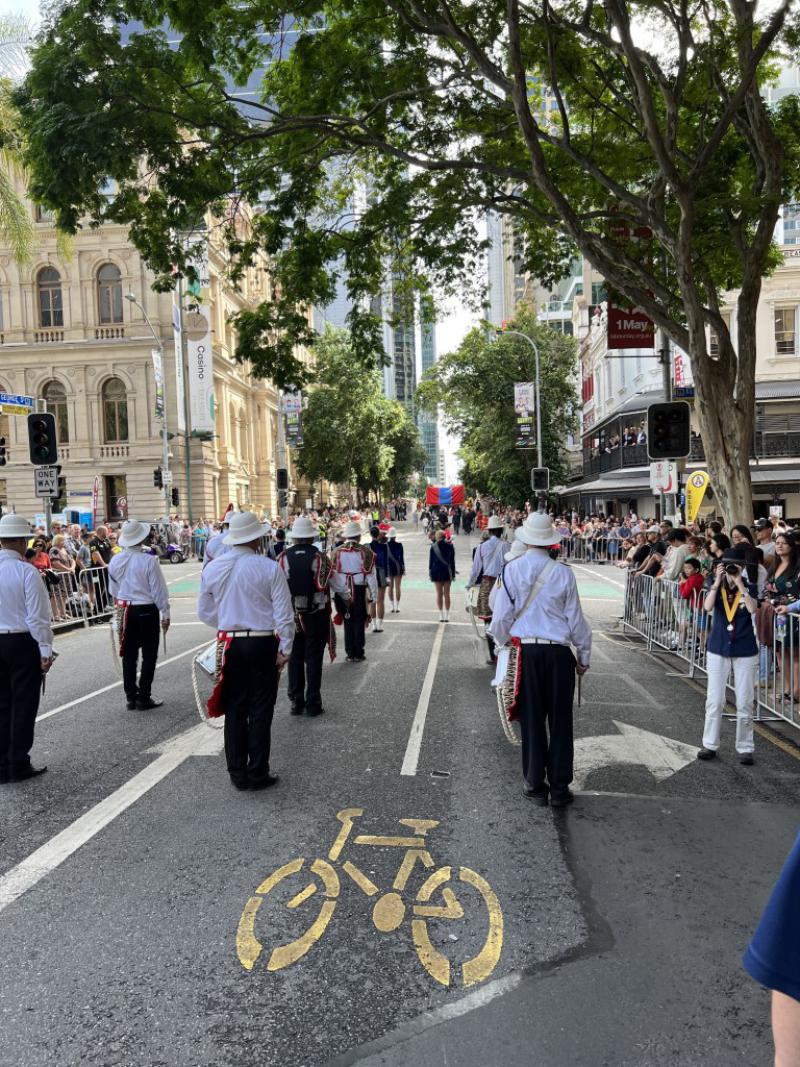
[
  {"x1": 499, "y1": 328, "x2": 545, "y2": 511},
  {"x1": 125, "y1": 292, "x2": 171, "y2": 522}
]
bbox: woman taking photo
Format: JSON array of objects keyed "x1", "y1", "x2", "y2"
[
  {"x1": 429, "y1": 529, "x2": 456, "y2": 622},
  {"x1": 764, "y1": 532, "x2": 800, "y2": 700},
  {"x1": 386, "y1": 527, "x2": 405, "y2": 613}
]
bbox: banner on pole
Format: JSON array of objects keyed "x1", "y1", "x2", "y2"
[
  {"x1": 172, "y1": 301, "x2": 185, "y2": 433},
  {"x1": 152, "y1": 349, "x2": 165, "y2": 419},
  {"x1": 425, "y1": 484, "x2": 465, "y2": 507},
  {"x1": 686, "y1": 470, "x2": 710, "y2": 523},
  {"x1": 514, "y1": 382, "x2": 535, "y2": 416},
  {"x1": 607, "y1": 302, "x2": 655, "y2": 349}
]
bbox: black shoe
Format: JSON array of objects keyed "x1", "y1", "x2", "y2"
[
  {"x1": 136, "y1": 698, "x2": 164, "y2": 710},
  {"x1": 355, "y1": 654, "x2": 366, "y2": 661},
  {"x1": 346, "y1": 656, "x2": 355, "y2": 662},
  {"x1": 230, "y1": 778, "x2": 249, "y2": 791},
  {"x1": 486, "y1": 657, "x2": 497, "y2": 666},
  {"x1": 696, "y1": 748, "x2": 717, "y2": 761},
  {"x1": 3, "y1": 764, "x2": 48, "y2": 783},
  {"x1": 549, "y1": 789, "x2": 574, "y2": 808},
  {"x1": 249, "y1": 774, "x2": 280, "y2": 791},
  {"x1": 290, "y1": 705, "x2": 305, "y2": 716},
  {"x1": 522, "y1": 785, "x2": 549, "y2": 806},
  {"x1": 307, "y1": 706, "x2": 325, "y2": 718},
  {"x1": 126, "y1": 699, "x2": 137, "y2": 711},
  {"x1": 739, "y1": 753, "x2": 755, "y2": 765}
]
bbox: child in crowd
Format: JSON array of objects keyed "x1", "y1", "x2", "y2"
[{"x1": 678, "y1": 557, "x2": 705, "y2": 652}]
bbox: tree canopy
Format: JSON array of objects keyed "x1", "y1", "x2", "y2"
[
  {"x1": 418, "y1": 313, "x2": 579, "y2": 504},
  {"x1": 295, "y1": 328, "x2": 426, "y2": 499},
  {"x1": 16, "y1": 0, "x2": 800, "y2": 521}
]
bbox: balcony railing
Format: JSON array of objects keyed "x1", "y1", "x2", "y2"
[
  {"x1": 688, "y1": 433, "x2": 800, "y2": 463},
  {"x1": 34, "y1": 329, "x2": 64, "y2": 343},
  {"x1": 582, "y1": 443, "x2": 649, "y2": 477},
  {"x1": 95, "y1": 326, "x2": 126, "y2": 340},
  {"x1": 100, "y1": 444, "x2": 130, "y2": 459}
]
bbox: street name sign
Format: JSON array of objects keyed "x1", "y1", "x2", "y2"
[
  {"x1": 34, "y1": 465, "x2": 59, "y2": 498},
  {"x1": 0, "y1": 392, "x2": 34, "y2": 416}
]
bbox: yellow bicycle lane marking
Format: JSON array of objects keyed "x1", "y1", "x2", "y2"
[{"x1": 235, "y1": 808, "x2": 504, "y2": 988}]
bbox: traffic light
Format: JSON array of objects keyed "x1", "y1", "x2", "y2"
[
  {"x1": 278, "y1": 488, "x2": 288, "y2": 509},
  {"x1": 27, "y1": 412, "x2": 58, "y2": 465},
  {"x1": 531, "y1": 467, "x2": 550, "y2": 492},
  {"x1": 154, "y1": 467, "x2": 163, "y2": 489},
  {"x1": 276, "y1": 468, "x2": 289, "y2": 490},
  {"x1": 0, "y1": 436, "x2": 6, "y2": 467},
  {"x1": 647, "y1": 401, "x2": 691, "y2": 460},
  {"x1": 171, "y1": 488, "x2": 179, "y2": 507}
]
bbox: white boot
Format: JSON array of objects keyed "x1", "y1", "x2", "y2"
[
  {"x1": 376, "y1": 618, "x2": 384, "y2": 632},
  {"x1": 372, "y1": 618, "x2": 379, "y2": 633},
  {"x1": 388, "y1": 600, "x2": 395, "y2": 613},
  {"x1": 444, "y1": 610, "x2": 450, "y2": 622},
  {"x1": 439, "y1": 610, "x2": 445, "y2": 622}
]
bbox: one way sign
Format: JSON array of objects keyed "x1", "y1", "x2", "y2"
[{"x1": 34, "y1": 466, "x2": 59, "y2": 498}]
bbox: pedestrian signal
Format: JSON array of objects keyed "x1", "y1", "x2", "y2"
[
  {"x1": 154, "y1": 467, "x2": 163, "y2": 489},
  {"x1": 531, "y1": 467, "x2": 550, "y2": 492},
  {"x1": 171, "y1": 487, "x2": 179, "y2": 507},
  {"x1": 647, "y1": 401, "x2": 691, "y2": 460},
  {"x1": 27, "y1": 412, "x2": 58, "y2": 465},
  {"x1": 0, "y1": 436, "x2": 6, "y2": 467},
  {"x1": 276, "y1": 468, "x2": 289, "y2": 490}
]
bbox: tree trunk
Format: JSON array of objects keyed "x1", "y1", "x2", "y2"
[{"x1": 688, "y1": 335, "x2": 754, "y2": 529}]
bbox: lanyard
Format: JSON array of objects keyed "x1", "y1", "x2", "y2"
[{"x1": 721, "y1": 587, "x2": 741, "y2": 631}]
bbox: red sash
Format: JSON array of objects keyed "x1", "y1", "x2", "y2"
[{"x1": 207, "y1": 632, "x2": 234, "y2": 718}]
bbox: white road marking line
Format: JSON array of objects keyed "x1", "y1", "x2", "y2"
[
  {"x1": 166, "y1": 621, "x2": 206, "y2": 626},
  {"x1": 401, "y1": 623, "x2": 446, "y2": 777},
  {"x1": 388, "y1": 618, "x2": 471, "y2": 627},
  {"x1": 0, "y1": 724, "x2": 223, "y2": 915},
  {"x1": 571, "y1": 563, "x2": 627, "y2": 590},
  {"x1": 618, "y1": 671, "x2": 661, "y2": 706},
  {"x1": 353, "y1": 661, "x2": 377, "y2": 695},
  {"x1": 37, "y1": 641, "x2": 210, "y2": 722}
]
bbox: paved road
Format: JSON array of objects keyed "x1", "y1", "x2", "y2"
[{"x1": 1, "y1": 528, "x2": 797, "y2": 1066}]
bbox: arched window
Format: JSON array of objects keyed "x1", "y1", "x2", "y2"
[
  {"x1": 97, "y1": 264, "x2": 123, "y2": 324},
  {"x1": 43, "y1": 380, "x2": 69, "y2": 444},
  {"x1": 37, "y1": 267, "x2": 63, "y2": 328},
  {"x1": 102, "y1": 377, "x2": 128, "y2": 442}
]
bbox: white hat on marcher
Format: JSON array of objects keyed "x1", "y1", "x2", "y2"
[
  {"x1": 118, "y1": 519, "x2": 152, "y2": 548},
  {"x1": 388, "y1": 527, "x2": 399, "y2": 539},
  {"x1": 515, "y1": 511, "x2": 563, "y2": 547},
  {"x1": 0, "y1": 514, "x2": 31, "y2": 539},
  {"x1": 291, "y1": 515, "x2": 319, "y2": 539},
  {"x1": 487, "y1": 515, "x2": 505, "y2": 530},
  {"x1": 342, "y1": 520, "x2": 363, "y2": 540},
  {"x1": 224, "y1": 511, "x2": 272, "y2": 545}
]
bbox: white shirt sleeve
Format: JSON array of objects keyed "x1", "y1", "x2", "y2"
[
  {"x1": 270, "y1": 564, "x2": 296, "y2": 656},
  {"x1": 563, "y1": 571, "x2": 592, "y2": 665},
  {"x1": 487, "y1": 573, "x2": 514, "y2": 647},
  {"x1": 468, "y1": 543, "x2": 483, "y2": 587},
  {"x1": 24, "y1": 565, "x2": 54, "y2": 657},
  {"x1": 148, "y1": 557, "x2": 171, "y2": 618},
  {"x1": 197, "y1": 568, "x2": 219, "y2": 630}
]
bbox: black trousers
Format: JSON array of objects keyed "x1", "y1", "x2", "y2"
[
  {"x1": 335, "y1": 586, "x2": 367, "y2": 658},
  {"x1": 122, "y1": 605, "x2": 160, "y2": 702},
  {"x1": 288, "y1": 611, "x2": 328, "y2": 712},
  {"x1": 0, "y1": 633, "x2": 42, "y2": 776},
  {"x1": 517, "y1": 644, "x2": 576, "y2": 794},
  {"x1": 222, "y1": 635, "x2": 280, "y2": 786}
]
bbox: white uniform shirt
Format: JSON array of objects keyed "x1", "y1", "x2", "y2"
[
  {"x1": 333, "y1": 544, "x2": 378, "y2": 597},
  {"x1": 468, "y1": 536, "x2": 506, "y2": 586},
  {"x1": 488, "y1": 549, "x2": 592, "y2": 665},
  {"x1": 108, "y1": 546, "x2": 171, "y2": 618},
  {"x1": 0, "y1": 549, "x2": 54, "y2": 657},
  {"x1": 203, "y1": 530, "x2": 229, "y2": 566},
  {"x1": 197, "y1": 547, "x2": 296, "y2": 656}
]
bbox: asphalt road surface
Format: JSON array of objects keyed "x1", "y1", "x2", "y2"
[{"x1": 1, "y1": 527, "x2": 798, "y2": 1067}]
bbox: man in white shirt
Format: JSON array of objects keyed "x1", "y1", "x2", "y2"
[
  {"x1": 198, "y1": 511, "x2": 295, "y2": 790},
  {"x1": 753, "y1": 519, "x2": 776, "y2": 565},
  {"x1": 203, "y1": 518, "x2": 231, "y2": 568},
  {"x1": 109, "y1": 520, "x2": 171, "y2": 710},
  {"x1": 0, "y1": 514, "x2": 54, "y2": 783},
  {"x1": 489, "y1": 511, "x2": 591, "y2": 808}
]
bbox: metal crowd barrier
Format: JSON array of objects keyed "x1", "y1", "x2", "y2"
[
  {"x1": 40, "y1": 566, "x2": 114, "y2": 630},
  {"x1": 621, "y1": 570, "x2": 800, "y2": 732}
]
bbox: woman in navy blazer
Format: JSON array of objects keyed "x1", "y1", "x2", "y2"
[
  {"x1": 386, "y1": 527, "x2": 406, "y2": 613},
  {"x1": 429, "y1": 530, "x2": 456, "y2": 622}
]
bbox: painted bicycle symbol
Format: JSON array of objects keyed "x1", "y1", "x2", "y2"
[{"x1": 236, "y1": 807, "x2": 503, "y2": 987}]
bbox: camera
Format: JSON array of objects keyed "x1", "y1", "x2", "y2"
[{"x1": 725, "y1": 563, "x2": 740, "y2": 575}]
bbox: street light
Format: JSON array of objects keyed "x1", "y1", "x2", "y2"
[
  {"x1": 125, "y1": 292, "x2": 171, "y2": 522},
  {"x1": 496, "y1": 328, "x2": 545, "y2": 511}
]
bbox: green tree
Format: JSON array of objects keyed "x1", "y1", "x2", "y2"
[
  {"x1": 418, "y1": 313, "x2": 579, "y2": 504},
  {"x1": 17, "y1": 0, "x2": 800, "y2": 522},
  {"x1": 296, "y1": 328, "x2": 425, "y2": 500},
  {"x1": 0, "y1": 18, "x2": 36, "y2": 263}
]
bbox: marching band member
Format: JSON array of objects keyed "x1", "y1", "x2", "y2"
[
  {"x1": 109, "y1": 520, "x2": 171, "y2": 710},
  {"x1": 386, "y1": 527, "x2": 405, "y2": 613},
  {"x1": 198, "y1": 511, "x2": 295, "y2": 791},
  {"x1": 489, "y1": 511, "x2": 591, "y2": 808},
  {"x1": 203, "y1": 513, "x2": 234, "y2": 568},
  {"x1": 280, "y1": 515, "x2": 348, "y2": 717},
  {"x1": 467, "y1": 514, "x2": 507, "y2": 664},
  {"x1": 368, "y1": 525, "x2": 389, "y2": 633},
  {"x1": 0, "y1": 514, "x2": 53, "y2": 783},
  {"x1": 331, "y1": 520, "x2": 378, "y2": 661}
]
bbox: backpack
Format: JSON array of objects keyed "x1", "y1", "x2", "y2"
[{"x1": 284, "y1": 545, "x2": 325, "y2": 613}]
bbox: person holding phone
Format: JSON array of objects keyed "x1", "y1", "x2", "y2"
[{"x1": 698, "y1": 550, "x2": 758, "y2": 764}]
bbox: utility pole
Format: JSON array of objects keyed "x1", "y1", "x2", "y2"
[
  {"x1": 658, "y1": 331, "x2": 680, "y2": 522},
  {"x1": 176, "y1": 274, "x2": 194, "y2": 523},
  {"x1": 276, "y1": 389, "x2": 289, "y2": 526},
  {"x1": 125, "y1": 292, "x2": 170, "y2": 522},
  {"x1": 500, "y1": 328, "x2": 545, "y2": 511}
]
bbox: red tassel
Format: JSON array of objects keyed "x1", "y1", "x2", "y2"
[{"x1": 333, "y1": 613, "x2": 343, "y2": 626}]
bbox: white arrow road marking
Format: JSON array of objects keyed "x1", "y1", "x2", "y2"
[
  {"x1": 401, "y1": 622, "x2": 446, "y2": 776},
  {"x1": 573, "y1": 720, "x2": 697, "y2": 790},
  {"x1": 0, "y1": 724, "x2": 224, "y2": 915}
]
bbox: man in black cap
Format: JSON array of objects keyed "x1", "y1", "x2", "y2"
[{"x1": 753, "y1": 518, "x2": 776, "y2": 565}]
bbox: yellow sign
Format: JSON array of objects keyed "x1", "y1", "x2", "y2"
[
  {"x1": 686, "y1": 470, "x2": 710, "y2": 524},
  {"x1": 236, "y1": 808, "x2": 504, "y2": 988},
  {"x1": 0, "y1": 403, "x2": 31, "y2": 416}
]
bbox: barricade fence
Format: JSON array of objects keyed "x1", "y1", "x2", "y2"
[
  {"x1": 39, "y1": 566, "x2": 114, "y2": 630},
  {"x1": 621, "y1": 570, "x2": 800, "y2": 732}
]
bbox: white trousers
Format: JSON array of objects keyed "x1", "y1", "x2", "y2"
[{"x1": 703, "y1": 652, "x2": 756, "y2": 754}]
